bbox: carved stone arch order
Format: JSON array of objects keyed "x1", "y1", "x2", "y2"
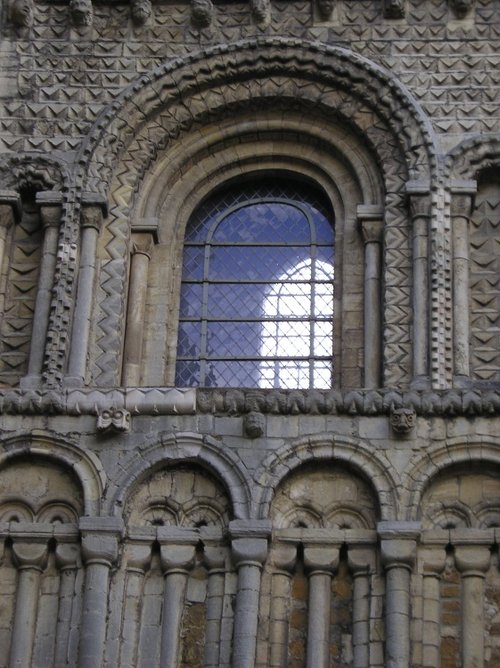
[
  {"x1": 0, "y1": 432, "x2": 106, "y2": 516},
  {"x1": 404, "y1": 437, "x2": 500, "y2": 523},
  {"x1": 106, "y1": 432, "x2": 251, "y2": 520},
  {"x1": 81, "y1": 38, "x2": 437, "y2": 388},
  {"x1": 253, "y1": 434, "x2": 398, "y2": 521}
]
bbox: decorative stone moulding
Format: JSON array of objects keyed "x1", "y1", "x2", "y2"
[
  {"x1": 96, "y1": 408, "x2": 131, "y2": 433},
  {"x1": 0, "y1": 387, "x2": 499, "y2": 417}
]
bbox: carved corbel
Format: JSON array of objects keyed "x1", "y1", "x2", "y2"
[
  {"x1": 449, "y1": 0, "x2": 473, "y2": 18},
  {"x1": 190, "y1": 0, "x2": 213, "y2": 28},
  {"x1": 10, "y1": 0, "x2": 34, "y2": 26},
  {"x1": 383, "y1": 0, "x2": 405, "y2": 18},
  {"x1": 97, "y1": 407, "x2": 131, "y2": 433},
  {"x1": 70, "y1": 0, "x2": 93, "y2": 26},
  {"x1": 130, "y1": 0, "x2": 152, "y2": 25},
  {"x1": 250, "y1": 0, "x2": 271, "y2": 26},
  {"x1": 390, "y1": 405, "x2": 416, "y2": 434}
]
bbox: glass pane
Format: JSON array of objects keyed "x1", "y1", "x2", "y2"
[
  {"x1": 206, "y1": 321, "x2": 262, "y2": 357},
  {"x1": 176, "y1": 322, "x2": 202, "y2": 357},
  {"x1": 175, "y1": 360, "x2": 202, "y2": 387},
  {"x1": 213, "y1": 202, "x2": 311, "y2": 243},
  {"x1": 207, "y1": 283, "x2": 266, "y2": 319},
  {"x1": 209, "y1": 246, "x2": 311, "y2": 280},
  {"x1": 181, "y1": 247, "x2": 205, "y2": 280},
  {"x1": 179, "y1": 284, "x2": 203, "y2": 318},
  {"x1": 203, "y1": 360, "x2": 262, "y2": 387}
]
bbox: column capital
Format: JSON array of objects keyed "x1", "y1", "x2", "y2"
[
  {"x1": 419, "y1": 546, "x2": 447, "y2": 575},
  {"x1": 231, "y1": 537, "x2": 269, "y2": 568},
  {"x1": 357, "y1": 205, "x2": 384, "y2": 243},
  {"x1": 131, "y1": 231, "x2": 155, "y2": 258},
  {"x1": 79, "y1": 516, "x2": 124, "y2": 566},
  {"x1": 454, "y1": 545, "x2": 491, "y2": 575},
  {"x1": 270, "y1": 543, "x2": 298, "y2": 572},
  {"x1": 36, "y1": 191, "x2": 63, "y2": 229},
  {"x1": 347, "y1": 546, "x2": 377, "y2": 574},
  {"x1": 449, "y1": 179, "x2": 477, "y2": 217},
  {"x1": 0, "y1": 189, "x2": 22, "y2": 224},
  {"x1": 81, "y1": 191, "x2": 108, "y2": 217},
  {"x1": 55, "y1": 542, "x2": 81, "y2": 570},
  {"x1": 11, "y1": 540, "x2": 49, "y2": 571},
  {"x1": 378, "y1": 521, "x2": 421, "y2": 569},
  {"x1": 203, "y1": 545, "x2": 227, "y2": 570},
  {"x1": 303, "y1": 544, "x2": 339, "y2": 574},
  {"x1": 123, "y1": 543, "x2": 152, "y2": 572},
  {"x1": 80, "y1": 203, "x2": 104, "y2": 231},
  {"x1": 160, "y1": 544, "x2": 197, "y2": 573},
  {"x1": 405, "y1": 183, "x2": 432, "y2": 219}
]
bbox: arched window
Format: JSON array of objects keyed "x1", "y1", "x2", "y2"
[{"x1": 175, "y1": 180, "x2": 335, "y2": 389}]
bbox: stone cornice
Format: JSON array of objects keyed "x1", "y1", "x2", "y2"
[{"x1": 0, "y1": 386, "x2": 499, "y2": 417}]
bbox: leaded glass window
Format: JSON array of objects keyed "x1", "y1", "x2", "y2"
[{"x1": 175, "y1": 181, "x2": 335, "y2": 389}]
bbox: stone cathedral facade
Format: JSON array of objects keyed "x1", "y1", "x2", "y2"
[{"x1": 1, "y1": 0, "x2": 500, "y2": 665}]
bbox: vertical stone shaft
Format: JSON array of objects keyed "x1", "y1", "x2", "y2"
[
  {"x1": 0, "y1": 191, "x2": 21, "y2": 318},
  {"x1": 455, "y1": 545, "x2": 491, "y2": 668},
  {"x1": 304, "y1": 545, "x2": 339, "y2": 668},
  {"x1": 26, "y1": 192, "x2": 62, "y2": 379},
  {"x1": 67, "y1": 201, "x2": 104, "y2": 384},
  {"x1": 119, "y1": 545, "x2": 151, "y2": 668},
  {"x1": 122, "y1": 232, "x2": 154, "y2": 385},
  {"x1": 348, "y1": 547, "x2": 376, "y2": 668},
  {"x1": 231, "y1": 532, "x2": 269, "y2": 668},
  {"x1": 420, "y1": 547, "x2": 446, "y2": 668},
  {"x1": 54, "y1": 543, "x2": 81, "y2": 668},
  {"x1": 450, "y1": 184, "x2": 476, "y2": 381},
  {"x1": 9, "y1": 541, "x2": 49, "y2": 668},
  {"x1": 358, "y1": 210, "x2": 384, "y2": 388},
  {"x1": 268, "y1": 545, "x2": 296, "y2": 668},
  {"x1": 159, "y1": 544, "x2": 196, "y2": 668},
  {"x1": 78, "y1": 523, "x2": 121, "y2": 668},
  {"x1": 204, "y1": 546, "x2": 227, "y2": 668},
  {"x1": 380, "y1": 523, "x2": 420, "y2": 668},
  {"x1": 407, "y1": 187, "x2": 431, "y2": 383}
]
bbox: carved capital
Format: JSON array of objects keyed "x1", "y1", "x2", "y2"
[
  {"x1": 81, "y1": 204, "x2": 103, "y2": 231},
  {"x1": 0, "y1": 190, "x2": 21, "y2": 227},
  {"x1": 357, "y1": 205, "x2": 384, "y2": 244},
  {"x1": 449, "y1": 179, "x2": 476, "y2": 217},
  {"x1": 347, "y1": 546, "x2": 377, "y2": 574},
  {"x1": 79, "y1": 517, "x2": 123, "y2": 567},
  {"x1": 407, "y1": 191, "x2": 432, "y2": 220},
  {"x1": 419, "y1": 547, "x2": 447, "y2": 575},
  {"x1": 55, "y1": 542, "x2": 81, "y2": 570},
  {"x1": 379, "y1": 521, "x2": 420, "y2": 570},
  {"x1": 12, "y1": 541, "x2": 49, "y2": 571},
  {"x1": 123, "y1": 543, "x2": 152, "y2": 572},
  {"x1": 231, "y1": 538, "x2": 268, "y2": 568},
  {"x1": 454, "y1": 546, "x2": 491, "y2": 576},
  {"x1": 303, "y1": 545, "x2": 339, "y2": 574},
  {"x1": 160, "y1": 544, "x2": 197, "y2": 572},
  {"x1": 203, "y1": 545, "x2": 227, "y2": 571},
  {"x1": 270, "y1": 544, "x2": 298, "y2": 572},
  {"x1": 37, "y1": 191, "x2": 63, "y2": 230},
  {"x1": 131, "y1": 232, "x2": 155, "y2": 258}
]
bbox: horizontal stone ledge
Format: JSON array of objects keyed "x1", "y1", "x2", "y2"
[{"x1": 0, "y1": 385, "x2": 499, "y2": 417}]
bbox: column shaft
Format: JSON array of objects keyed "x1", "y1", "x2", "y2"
[
  {"x1": 269, "y1": 571, "x2": 293, "y2": 668},
  {"x1": 67, "y1": 204, "x2": 103, "y2": 383},
  {"x1": 204, "y1": 570, "x2": 225, "y2": 668},
  {"x1": 412, "y1": 215, "x2": 429, "y2": 379},
  {"x1": 232, "y1": 561, "x2": 263, "y2": 668},
  {"x1": 122, "y1": 233, "x2": 154, "y2": 385},
  {"x1": 79, "y1": 561, "x2": 111, "y2": 668},
  {"x1": 385, "y1": 564, "x2": 411, "y2": 668},
  {"x1": 352, "y1": 572, "x2": 370, "y2": 668},
  {"x1": 306, "y1": 571, "x2": 331, "y2": 668},
  {"x1": 452, "y1": 214, "x2": 470, "y2": 378},
  {"x1": 422, "y1": 573, "x2": 441, "y2": 668},
  {"x1": 160, "y1": 570, "x2": 189, "y2": 668}
]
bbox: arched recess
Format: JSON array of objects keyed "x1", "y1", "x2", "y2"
[
  {"x1": 0, "y1": 153, "x2": 67, "y2": 387},
  {"x1": 252, "y1": 433, "x2": 398, "y2": 521},
  {"x1": 0, "y1": 432, "x2": 106, "y2": 517},
  {"x1": 105, "y1": 432, "x2": 251, "y2": 520},
  {"x1": 404, "y1": 436, "x2": 500, "y2": 521},
  {"x1": 445, "y1": 134, "x2": 500, "y2": 384},
  {"x1": 70, "y1": 38, "x2": 437, "y2": 390}
]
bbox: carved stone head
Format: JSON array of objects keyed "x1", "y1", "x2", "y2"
[
  {"x1": 70, "y1": 0, "x2": 93, "y2": 26},
  {"x1": 390, "y1": 407, "x2": 417, "y2": 434},
  {"x1": 191, "y1": 0, "x2": 213, "y2": 28},
  {"x1": 244, "y1": 411, "x2": 265, "y2": 439},
  {"x1": 449, "y1": 0, "x2": 473, "y2": 17},
  {"x1": 383, "y1": 0, "x2": 405, "y2": 18},
  {"x1": 10, "y1": 0, "x2": 33, "y2": 27},
  {"x1": 250, "y1": 0, "x2": 271, "y2": 26},
  {"x1": 97, "y1": 408, "x2": 131, "y2": 433},
  {"x1": 131, "y1": 0, "x2": 152, "y2": 25},
  {"x1": 316, "y1": 0, "x2": 334, "y2": 20}
]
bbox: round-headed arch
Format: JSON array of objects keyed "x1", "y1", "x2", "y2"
[
  {"x1": 78, "y1": 37, "x2": 438, "y2": 198},
  {"x1": 0, "y1": 431, "x2": 106, "y2": 517},
  {"x1": 253, "y1": 434, "x2": 399, "y2": 521},
  {"x1": 404, "y1": 436, "x2": 500, "y2": 522},
  {"x1": 445, "y1": 132, "x2": 500, "y2": 180},
  {"x1": 106, "y1": 432, "x2": 252, "y2": 520}
]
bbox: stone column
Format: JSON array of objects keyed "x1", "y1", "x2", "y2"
[
  {"x1": 159, "y1": 543, "x2": 196, "y2": 668},
  {"x1": 78, "y1": 519, "x2": 122, "y2": 668},
  {"x1": 119, "y1": 544, "x2": 152, "y2": 668},
  {"x1": 0, "y1": 191, "x2": 21, "y2": 318},
  {"x1": 21, "y1": 192, "x2": 62, "y2": 387},
  {"x1": 449, "y1": 181, "x2": 476, "y2": 384},
  {"x1": 54, "y1": 543, "x2": 81, "y2": 668},
  {"x1": 203, "y1": 546, "x2": 228, "y2": 668},
  {"x1": 358, "y1": 206, "x2": 384, "y2": 388},
  {"x1": 454, "y1": 543, "x2": 491, "y2": 668},
  {"x1": 420, "y1": 546, "x2": 446, "y2": 668},
  {"x1": 379, "y1": 522, "x2": 420, "y2": 668},
  {"x1": 304, "y1": 544, "x2": 339, "y2": 668},
  {"x1": 230, "y1": 520, "x2": 271, "y2": 668},
  {"x1": 348, "y1": 546, "x2": 377, "y2": 668},
  {"x1": 406, "y1": 183, "x2": 432, "y2": 387},
  {"x1": 268, "y1": 544, "x2": 297, "y2": 668},
  {"x1": 122, "y1": 232, "x2": 155, "y2": 386},
  {"x1": 66, "y1": 196, "x2": 106, "y2": 386},
  {"x1": 9, "y1": 540, "x2": 49, "y2": 668}
]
